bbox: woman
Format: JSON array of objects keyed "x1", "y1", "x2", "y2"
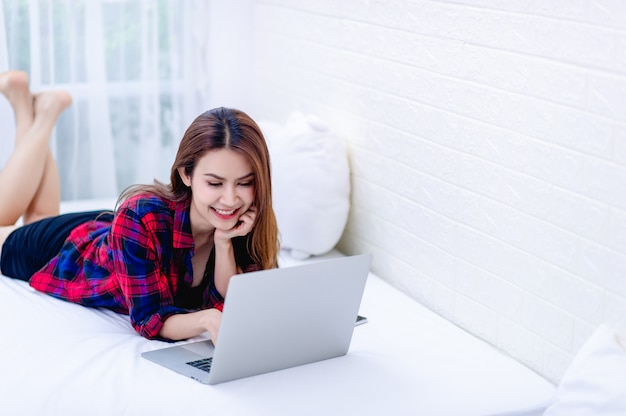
[{"x1": 0, "y1": 71, "x2": 279, "y2": 343}]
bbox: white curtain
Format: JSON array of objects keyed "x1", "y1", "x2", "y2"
[{"x1": 0, "y1": 0, "x2": 211, "y2": 200}]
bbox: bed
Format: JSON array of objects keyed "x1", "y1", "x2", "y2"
[
  {"x1": 0, "y1": 196, "x2": 557, "y2": 416},
  {"x1": 1, "y1": 115, "x2": 561, "y2": 414}
]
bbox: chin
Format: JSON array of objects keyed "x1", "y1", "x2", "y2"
[{"x1": 214, "y1": 219, "x2": 238, "y2": 231}]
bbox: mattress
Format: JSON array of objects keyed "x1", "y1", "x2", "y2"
[{"x1": 0, "y1": 199, "x2": 555, "y2": 415}]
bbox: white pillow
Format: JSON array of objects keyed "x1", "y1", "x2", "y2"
[
  {"x1": 261, "y1": 112, "x2": 350, "y2": 259},
  {"x1": 543, "y1": 323, "x2": 626, "y2": 416}
]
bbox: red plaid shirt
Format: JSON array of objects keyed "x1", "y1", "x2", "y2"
[{"x1": 29, "y1": 194, "x2": 260, "y2": 340}]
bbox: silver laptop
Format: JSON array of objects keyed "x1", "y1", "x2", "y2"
[{"x1": 141, "y1": 253, "x2": 372, "y2": 385}]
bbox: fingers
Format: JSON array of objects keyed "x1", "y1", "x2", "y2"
[
  {"x1": 213, "y1": 207, "x2": 257, "y2": 241},
  {"x1": 198, "y1": 308, "x2": 222, "y2": 344},
  {"x1": 238, "y1": 208, "x2": 256, "y2": 232},
  {"x1": 231, "y1": 207, "x2": 257, "y2": 236},
  {"x1": 205, "y1": 308, "x2": 222, "y2": 345}
]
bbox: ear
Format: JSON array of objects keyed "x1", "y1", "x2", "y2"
[{"x1": 178, "y1": 167, "x2": 192, "y2": 187}]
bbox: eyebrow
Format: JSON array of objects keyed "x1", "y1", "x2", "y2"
[{"x1": 204, "y1": 172, "x2": 255, "y2": 181}]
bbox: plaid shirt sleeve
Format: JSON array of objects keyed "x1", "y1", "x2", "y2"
[{"x1": 108, "y1": 201, "x2": 187, "y2": 339}]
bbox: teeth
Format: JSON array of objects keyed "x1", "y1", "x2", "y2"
[{"x1": 215, "y1": 208, "x2": 236, "y2": 216}]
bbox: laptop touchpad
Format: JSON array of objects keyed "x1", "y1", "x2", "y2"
[{"x1": 182, "y1": 340, "x2": 215, "y2": 356}]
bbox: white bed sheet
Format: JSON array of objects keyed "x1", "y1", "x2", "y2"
[{"x1": 0, "y1": 200, "x2": 556, "y2": 416}]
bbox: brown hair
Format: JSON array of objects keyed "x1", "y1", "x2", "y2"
[{"x1": 119, "y1": 107, "x2": 279, "y2": 269}]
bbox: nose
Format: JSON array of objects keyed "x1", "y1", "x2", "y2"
[{"x1": 221, "y1": 185, "x2": 238, "y2": 206}]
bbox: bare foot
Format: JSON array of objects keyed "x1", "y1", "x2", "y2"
[
  {"x1": 0, "y1": 70, "x2": 32, "y2": 107},
  {"x1": 34, "y1": 90, "x2": 73, "y2": 119}
]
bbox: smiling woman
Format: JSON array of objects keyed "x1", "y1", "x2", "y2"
[
  {"x1": 178, "y1": 149, "x2": 258, "y2": 296},
  {"x1": 0, "y1": 105, "x2": 279, "y2": 345}
]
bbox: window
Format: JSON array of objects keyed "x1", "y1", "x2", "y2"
[{"x1": 1, "y1": 0, "x2": 210, "y2": 199}]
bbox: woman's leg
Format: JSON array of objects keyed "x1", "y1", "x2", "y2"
[
  {"x1": 22, "y1": 91, "x2": 72, "y2": 224},
  {"x1": 0, "y1": 71, "x2": 72, "y2": 226},
  {"x1": 0, "y1": 71, "x2": 35, "y2": 226}
]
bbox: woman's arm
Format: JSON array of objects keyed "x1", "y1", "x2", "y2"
[
  {"x1": 213, "y1": 238, "x2": 239, "y2": 296},
  {"x1": 159, "y1": 207, "x2": 258, "y2": 342},
  {"x1": 213, "y1": 207, "x2": 257, "y2": 297},
  {"x1": 110, "y1": 200, "x2": 198, "y2": 340},
  {"x1": 159, "y1": 308, "x2": 222, "y2": 342}
]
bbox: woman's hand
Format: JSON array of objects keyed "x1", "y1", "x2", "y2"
[
  {"x1": 159, "y1": 308, "x2": 223, "y2": 343},
  {"x1": 199, "y1": 308, "x2": 222, "y2": 344},
  {"x1": 214, "y1": 206, "x2": 257, "y2": 243}
]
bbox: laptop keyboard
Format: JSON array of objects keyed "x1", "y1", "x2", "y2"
[{"x1": 186, "y1": 357, "x2": 213, "y2": 373}]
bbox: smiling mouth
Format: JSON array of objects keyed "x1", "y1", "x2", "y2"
[{"x1": 212, "y1": 207, "x2": 239, "y2": 219}]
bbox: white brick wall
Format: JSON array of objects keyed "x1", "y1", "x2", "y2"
[{"x1": 248, "y1": 0, "x2": 626, "y2": 383}]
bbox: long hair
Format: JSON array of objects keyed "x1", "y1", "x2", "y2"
[{"x1": 119, "y1": 107, "x2": 279, "y2": 270}]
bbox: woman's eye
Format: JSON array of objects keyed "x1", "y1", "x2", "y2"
[
  {"x1": 239, "y1": 182, "x2": 253, "y2": 187},
  {"x1": 208, "y1": 182, "x2": 222, "y2": 187}
]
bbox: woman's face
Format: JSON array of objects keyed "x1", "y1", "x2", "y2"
[{"x1": 180, "y1": 149, "x2": 255, "y2": 236}]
